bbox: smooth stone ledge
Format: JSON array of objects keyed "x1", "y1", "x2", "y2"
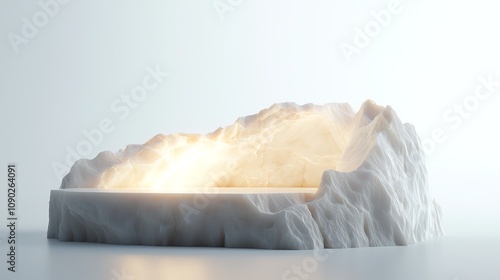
[{"x1": 47, "y1": 188, "x2": 322, "y2": 250}]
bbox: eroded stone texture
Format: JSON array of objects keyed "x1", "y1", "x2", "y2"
[{"x1": 48, "y1": 100, "x2": 443, "y2": 249}]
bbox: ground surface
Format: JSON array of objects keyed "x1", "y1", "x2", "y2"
[{"x1": 1, "y1": 232, "x2": 498, "y2": 280}]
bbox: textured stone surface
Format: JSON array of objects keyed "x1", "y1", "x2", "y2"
[{"x1": 48, "y1": 100, "x2": 443, "y2": 249}]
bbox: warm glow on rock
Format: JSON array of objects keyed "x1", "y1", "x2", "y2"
[
  {"x1": 51, "y1": 100, "x2": 443, "y2": 249},
  {"x1": 63, "y1": 100, "x2": 390, "y2": 190}
]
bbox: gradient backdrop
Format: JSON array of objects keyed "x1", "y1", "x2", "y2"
[{"x1": 1, "y1": 0, "x2": 499, "y2": 260}]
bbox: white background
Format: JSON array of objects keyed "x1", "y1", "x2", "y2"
[{"x1": 1, "y1": 0, "x2": 500, "y2": 279}]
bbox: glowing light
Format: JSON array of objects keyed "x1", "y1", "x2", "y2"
[{"x1": 64, "y1": 100, "x2": 387, "y2": 190}]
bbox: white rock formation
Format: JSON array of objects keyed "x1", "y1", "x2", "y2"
[{"x1": 48, "y1": 100, "x2": 443, "y2": 249}]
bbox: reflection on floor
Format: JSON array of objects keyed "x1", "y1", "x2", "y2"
[{"x1": 1, "y1": 231, "x2": 499, "y2": 280}]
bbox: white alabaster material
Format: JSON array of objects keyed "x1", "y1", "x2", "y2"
[{"x1": 48, "y1": 100, "x2": 443, "y2": 249}]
